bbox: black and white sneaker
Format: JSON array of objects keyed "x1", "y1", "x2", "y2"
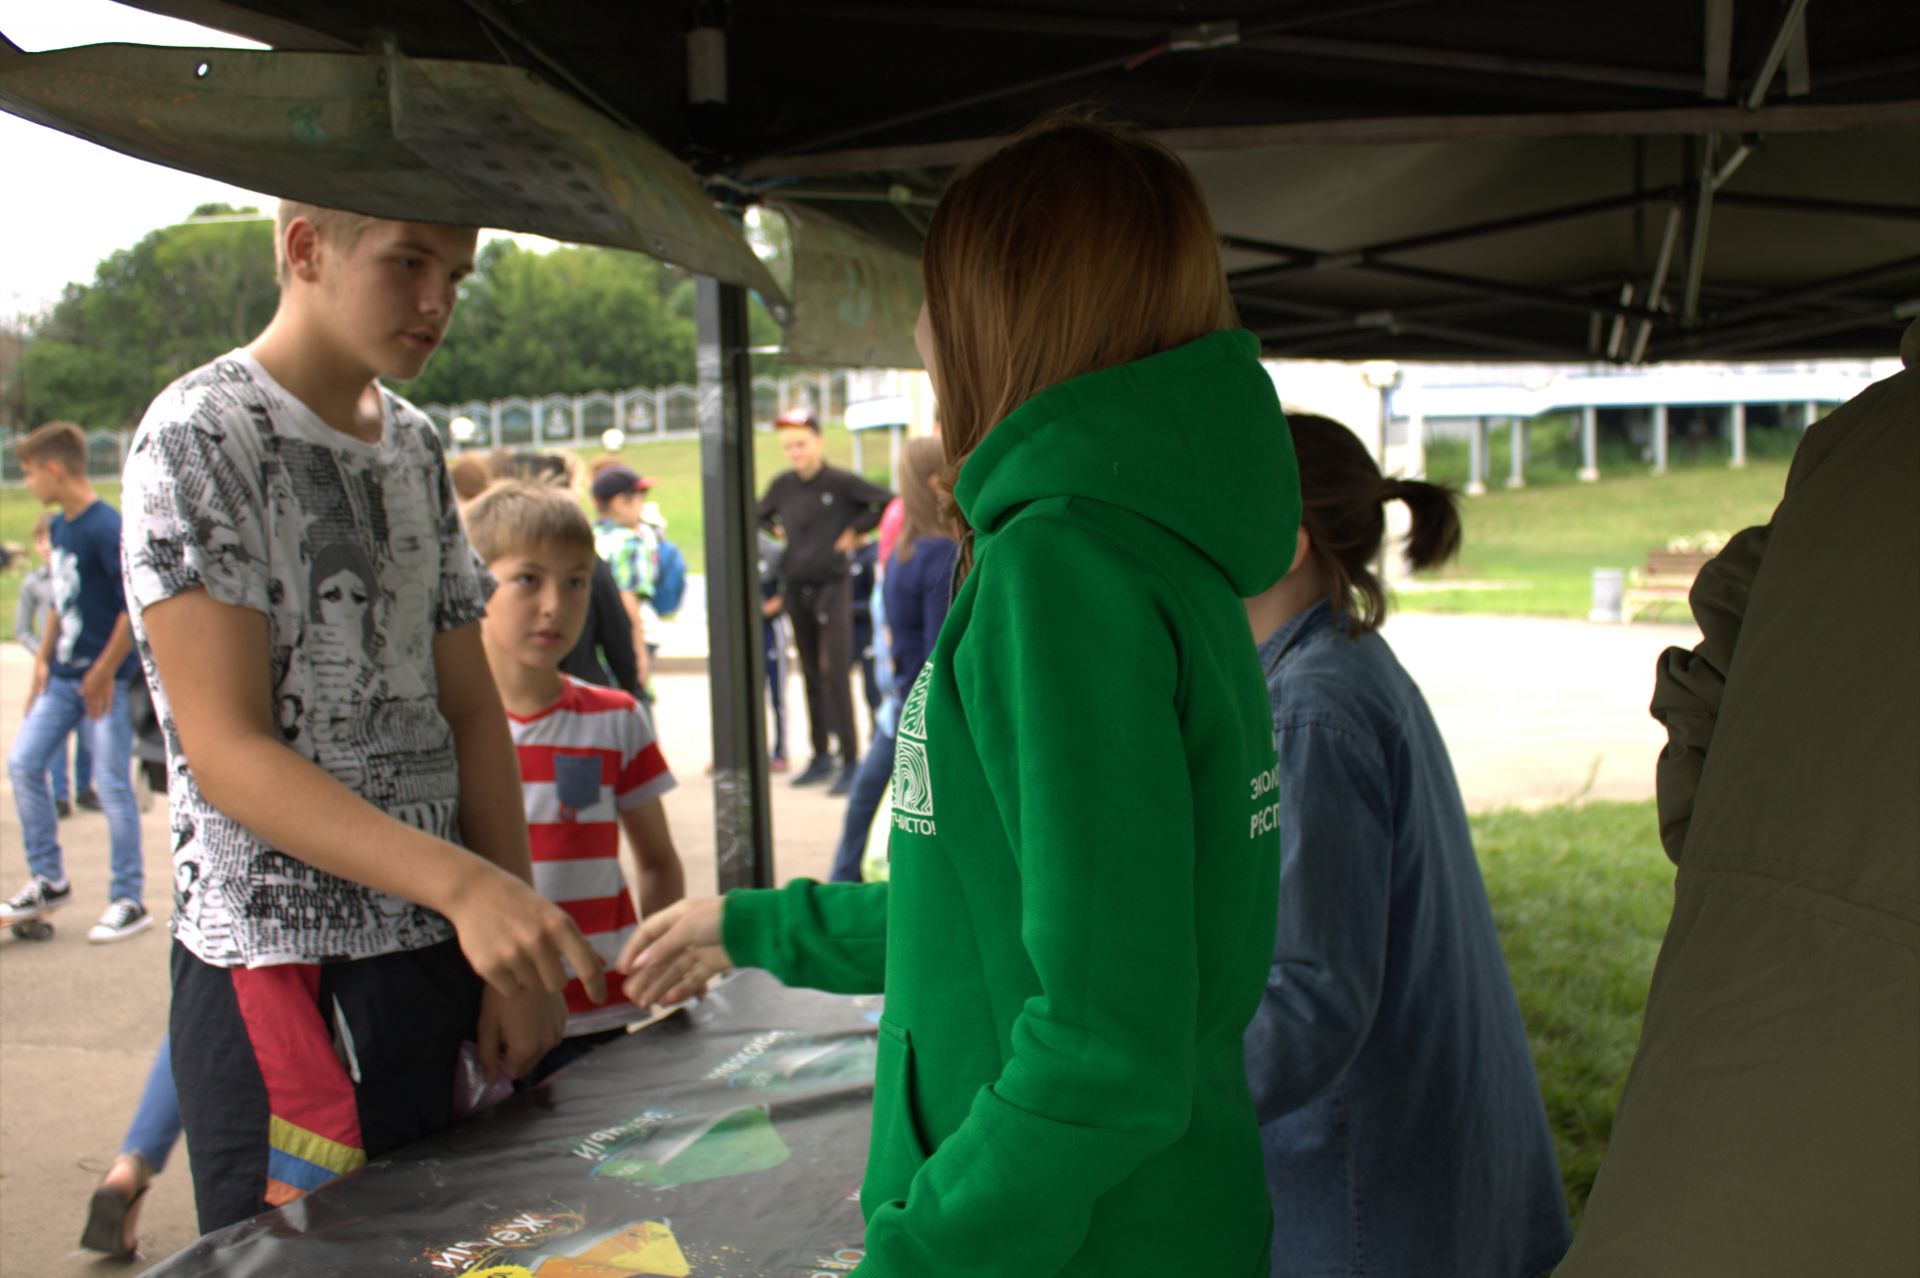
[
  {"x1": 88, "y1": 900, "x2": 153, "y2": 944},
  {"x1": 0, "y1": 877, "x2": 72, "y2": 925}
]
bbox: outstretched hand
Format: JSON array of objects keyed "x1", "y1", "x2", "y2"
[
  {"x1": 616, "y1": 896, "x2": 733, "y2": 1008},
  {"x1": 445, "y1": 862, "x2": 608, "y2": 1004}
]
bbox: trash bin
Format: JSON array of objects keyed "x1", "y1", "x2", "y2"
[{"x1": 1590, "y1": 568, "x2": 1624, "y2": 623}]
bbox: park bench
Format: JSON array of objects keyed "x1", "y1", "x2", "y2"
[{"x1": 1621, "y1": 549, "x2": 1717, "y2": 624}]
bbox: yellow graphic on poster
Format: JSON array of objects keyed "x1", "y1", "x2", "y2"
[{"x1": 535, "y1": 1219, "x2": 691, "y2": 1276}]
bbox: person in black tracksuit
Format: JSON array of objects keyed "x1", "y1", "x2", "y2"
[{"x1": 756, "y1": 409, "x2": 892, "y2": 791}]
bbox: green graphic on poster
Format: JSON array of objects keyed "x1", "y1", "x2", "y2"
[{"x1": 593, "y1": 1105, "x2": 791, "y2": 1188}]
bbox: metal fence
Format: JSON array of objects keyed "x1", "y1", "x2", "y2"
[
  {"x1": 0, "y1": 369, "x2": 863, "y2": 482},
  {"x1": 416, "y1": 370, "x2": 853, "y2": 452}
]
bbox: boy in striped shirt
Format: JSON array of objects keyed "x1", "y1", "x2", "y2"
[{"x1": 467, "y1": 482, "x2": 686, "y2": 1077}]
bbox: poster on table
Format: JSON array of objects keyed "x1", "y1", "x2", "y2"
[{"x1": 147, "y1": 971, "x2": 879, "y2": 1277}]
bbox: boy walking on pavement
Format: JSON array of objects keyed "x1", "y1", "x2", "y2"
[
  {"x1": 756, "y1": 408, "x2": 892, "y2": 793},
  {"x1": 12, "y1": 511, "x2": 95, "y2": 818},
  {"x1": 3, "y1": 422, "x2": 147, "y2": 941},
  {"x1": 119, "y1": 201, "x2": 604, "y2": 1233},
  {"x1": 466, "y1": 482, "x2": 685, "y2": 1080}
]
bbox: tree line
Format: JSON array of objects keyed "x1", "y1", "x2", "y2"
[{"x1": 4, "y1": 204, "x2": 784, "y2": 433}]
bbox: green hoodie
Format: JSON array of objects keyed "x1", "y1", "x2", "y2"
[{"x1": 724, "y1": 328, "x2": 1301, "y2": 1276}]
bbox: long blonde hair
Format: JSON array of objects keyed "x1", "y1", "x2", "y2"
[
  {"x1": 921, "y1": 113, "x2": 1238, "y2": 569},
  {"x1": 893, "y1": 435, "x2": 948, "y2": 563}
]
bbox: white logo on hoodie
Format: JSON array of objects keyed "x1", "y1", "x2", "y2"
[{"x1": 891, "y1": 665, "x2": 936, "y2": 835}]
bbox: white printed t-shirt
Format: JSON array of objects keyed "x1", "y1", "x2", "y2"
[
  {"x1": 122, "y1": 350, "x2": 488, "y2": 968},
  {"x1": 509, "y1": 675, "x2": 676, "y2": 1036}
]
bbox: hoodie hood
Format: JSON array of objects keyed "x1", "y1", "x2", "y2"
[{"x1": 953, "y1": 329, "x2": 1301, "y2": 597}]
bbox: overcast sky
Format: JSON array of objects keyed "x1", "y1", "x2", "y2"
[
  {"x1": 0, "y1": 0, "x2": 559, "y2": 323},
  {"x1": 0, "y1": 1, "x2": 278, "y2": 319}
]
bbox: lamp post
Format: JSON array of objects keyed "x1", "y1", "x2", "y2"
[
  {"x1": 1359, "y1": 360, "x2": 1401, "y2": 470},
  {"x1": 1359, "y1": 361, "x2": 1403, "y2": 586}
]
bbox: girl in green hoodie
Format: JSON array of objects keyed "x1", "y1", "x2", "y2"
[{"x1": 621, "y1": 115, "x2": 1301, "y2": 1277}]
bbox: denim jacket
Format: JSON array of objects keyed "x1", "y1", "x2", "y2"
[{"x1": 1246, "y1": 601, "x2": 1571, "y2": 1278}]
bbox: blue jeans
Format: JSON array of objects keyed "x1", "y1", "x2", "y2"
[
  {"x1": 7, "y1": 674, "x2": 143, "y2": 902},
  {"x1": 123, "y1": 1035, "x2": 181, "y2": 1171},
  {"x1": 46, "y1": 725, "x2": 92, "y2": 804},
  {"x1": 829, "y1": 728, "x2": 896, "y2": 883}
]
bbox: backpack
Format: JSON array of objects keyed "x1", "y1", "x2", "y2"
[{"x1": 651, "y1": 535, "x2": 689, "y2": 618}]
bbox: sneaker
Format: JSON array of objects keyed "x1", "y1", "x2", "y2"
[
  {"x1": 828, "y1": 765, "x2": 857, "y2": 797},
  {"x1": 791, "y1": 756, "x2": 836, "y2": 786},
  {"x1": 75, "y1": 789, "x2": 102, "y2": 812},
  {"x1": 769, "y1": 755, "x2": 790, "y2": 773},
  {"x1": 0, "y1": 877, "x2": 72, "y2": 925},
  {"x1": 56, "y1": 798, "x2": 73, "y2": 819},
  {"x1": 88, "y1": 900, "x2": 153, "y2": 944}
]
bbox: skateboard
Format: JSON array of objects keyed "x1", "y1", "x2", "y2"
[{"x1": 6, "y1": 899, "x2": 62, "y2": 942}]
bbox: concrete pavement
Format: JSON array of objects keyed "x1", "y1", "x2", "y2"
[{"x1": 0, "y1": 610, "x2": 1698, "y2": 1275}]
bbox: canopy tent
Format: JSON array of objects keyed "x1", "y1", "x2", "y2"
[
  {"x1": 5, "y1": 1, "x2": 1915, "y2": 887},
  {"x1": 61, "y1": 0, "x2": 1920, "y2": 364}
]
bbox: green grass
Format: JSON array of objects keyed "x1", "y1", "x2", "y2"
[
  {"x1": 1474, "y1": 799, "x2": 1674, "y2": 1227},
  {"x1": 1400, "y1": 459, "x2": 1789, "y2": 618},
  {"x1": 0, "y1": 421, "x2": 889, "y2": 625}
]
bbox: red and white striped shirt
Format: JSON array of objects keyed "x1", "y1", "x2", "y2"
[{"x1": 508, "y1": 676, "x2": 675, "y2": 1035}]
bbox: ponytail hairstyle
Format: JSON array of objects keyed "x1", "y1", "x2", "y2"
[
  {"x1": 893, "y1": 435, "x2": 948, "y2": 563},
  {"x1": 1287, "y1": 413, "x2": 1462, "y2": 635},
  {"x1": 920, "y1": 111, "x2": 1238, "y2": 577}
]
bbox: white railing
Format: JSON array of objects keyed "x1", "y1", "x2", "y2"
[{"x1": 417, "y1": 370, "x2": 859, "y2": 451}]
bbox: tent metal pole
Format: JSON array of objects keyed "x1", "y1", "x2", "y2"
[
  {"x1": 741, "y1": 101, "x2": 1920, "y2": 180},
  {"x1": 1702, "y1": 0, "x2": 1734, "y2": 99},
  {"x1": 1681, "y1": 140, "x2": 1719, "y2": 325},
  {"x1": 1241, "y1": 33, "x2": 1702, "y2": 94},
  {"x1": 1699, "y1": 304, "x2": 1918, "y2": 357},
  {"x1": 1713, "y1": 193, "x2": 1920, "y2": 221},
  {"x1": 1356, "y1": 189, "x2": 1676, "y2": 257},
  {"x1": 1745, "y1": 0, "x2": 1813, "y2": 109},
  {"x1": 697, "y1": 276, "x2": 775, "y2": 893},
  {"x1": 1630, "y1": 204, "x2": 1686, "y2": 362},
  {"x1": 1703, "y1": 254, "x2": 1920, "y2": 327}
]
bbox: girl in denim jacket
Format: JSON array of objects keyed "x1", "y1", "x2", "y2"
[{"x1": 1243, "y1": 413, "x2": 1572, "y2": 1278}]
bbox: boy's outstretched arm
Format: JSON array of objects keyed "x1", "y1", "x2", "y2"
[
  {"x1": 434, "y1": 623, "x2": 590, "y2": 1076},
  {"x1": 618, "y1": 797, "x2": 686, "y2": 919},
  {"x1": 141, "y1": 587, "x2": 608, "y2": 1020}
]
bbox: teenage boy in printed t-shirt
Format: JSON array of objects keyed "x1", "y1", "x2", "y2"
[
  {"x1": 120, "y1": 200, "x2": 606, "y2": 1234},
  {"x1": 466, "y1": 481, "x2": 686, "y2": 1081}
]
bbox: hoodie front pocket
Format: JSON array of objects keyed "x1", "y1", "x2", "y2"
[{"x1": 862, "y1": 1018, "x2": 932, "y2": 1218}]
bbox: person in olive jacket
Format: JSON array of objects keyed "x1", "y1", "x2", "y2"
[{"x1": 620, "y1": 115, "x2": 1300, "y2": 1278}]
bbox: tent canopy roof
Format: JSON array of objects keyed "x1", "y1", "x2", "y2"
[{"x1": 19, "y1": 1, "x2": 1920, "y2": 361}]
